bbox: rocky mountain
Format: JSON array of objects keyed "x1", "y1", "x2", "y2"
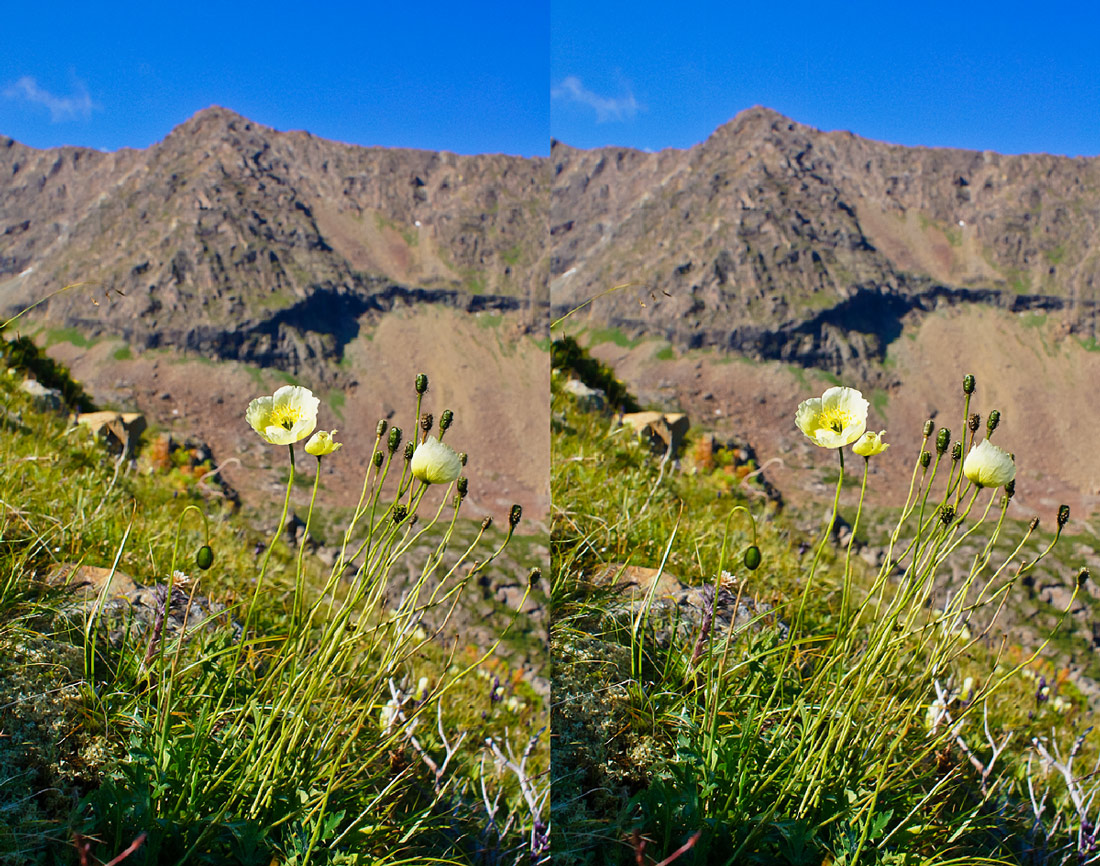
[
  {"x1": 551, "y1": 106, "x2": 1100, "y2": 377},
  {"x1": 0, "y1": 108, "x2": 550, "y2": 523},
  {"x1": 2, "y1": 106, "x2": 547, "y2": 372}
]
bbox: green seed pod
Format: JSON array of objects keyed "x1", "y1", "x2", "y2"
[
  {"x1": 376, "y1": 419, "x2": 388, "y2": 438},
  {"x1": 968, "y1": 413, "x2": 980, "y2": 433},
  {"x1": 420, "y1": 413, "x2": 433, "y2": 433},
  {"x1": 373, "y1": 450, "x2": 384, "y2": 468},
  {"x1": 743, "y1": 545, "x2": 762, "y2": 571},
  {"x1": 440, "y1": 409, "x2": 453, "y2": 432},
  {"x1": 509, "y1": 504, "x2": 523, "y2": 528},
  {"x1": 986, "y1": 410, "x2": 1001, "y2": 436},
  {"x1": 456, "y1": 476, "x2": 468, "y2": 498},
  {"x1": 403, "y1": 441, "x2": 415, "y2": 461},
  {"x1": 919, "y1": 450, "x2": 931, "y2": 469},
  {"x1": 195, "y1": 545, "x2": 214, "y2": 570},
  {"x1": 923, "y1": 419, "x2": 934, "y2": 438},
  {"x1": 936, "y1": 428, "x2": 950, "y2": 455},
  {"x1": 415, "y1": 373, "x2": 429, "y2": 395},
  {"x1": 951, "y1": 442, "x2": 962, "y2": 462},
  {"x1": 388, "y1": 426, "x2": 403, "y2": 454},
  {"x1": 1058, "y1": 505, "x2": 1071, "y2": 528},
  {"x1": 963, "y1": 374, "x2": 976, "y2": 394}
]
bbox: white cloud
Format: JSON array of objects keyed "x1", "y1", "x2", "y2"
[
  {"x1": 3, "y1": 75, "x2": 97, "y2": 122},
  {"x1": 551, "y1": 75, "x2": 640, "y2": 123}
]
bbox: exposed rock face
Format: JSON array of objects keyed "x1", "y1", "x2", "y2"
[
  {"x1": 551, "y1": 106, "x2": 1100, "y2": 376},
  {"x1": 0, "y1": 106, "x2": 548, "y2": 376}
]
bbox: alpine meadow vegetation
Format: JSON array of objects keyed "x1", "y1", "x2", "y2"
[
  {"x1": 0, "y1": 325, "x2": 548, "y2": 865},
  {"x1": 552, "y1": 340, "x2": 1100, "y2": 866}
]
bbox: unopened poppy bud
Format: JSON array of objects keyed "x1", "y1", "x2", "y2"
[
  {"x1": 196, "y1": 545, "x2": 214, "y2": 570},
  {"x1": 481, "y1": 516, "x2": 493, "y2": 530},
  {"x1": 1078, "y1": 568, "x2": 1090, "y2": 588},
  {"x1": 404, "y1": 441, "x2": 415, "y2": 461},
  {"x1": 968, "y1": 413, "x2": 980, "y2": 433},
  {"x1": 459, "y1": 452, "x2": 468, "y2": 466},
  {"x1": 1029, "y1": 516, "x2": 1040, "y2": 531},
  {"x1": 1058, "y1": 505, "x2": 1070, "y2": 528},
  {"x1": 1005, "y1": 479, "x2": 1015, "y2": 499},
  {"x1": 936, "y1": 428, "x2": 950, "y2": 455},
  {"x1": 963, "y1": 374, "x2": 976, "y2": 394},
  {"x1": 420, "y1": 413, "x2": 433, "y2": 434},
  {"x1": 744, "y1": 545, "x2": 762, "y2": 570},
  {"x1": 986, "y1": 410, "x2": 1000, "y2": 436},
  {"x1": 388, "y1": 426, "x2": 402, "y2": 453},
  {"x1": 440, "y1": 409, "x2": 453, "y2": 432},
  {"x1": 457, "y1": 476, "x2": 468, "y2": 498},
  {"x1": 415, "y1": 373, "x2": 428, "y2": 395},
  {"x1": 920, "y1": 450, "x2": 931, "y2": 469},
  {"x1": 951, "y1": 442, "x2": 962, "y2": 462},
  {"x1": 373, "y1": 450, "x2": 383, "y2": 468},
  {"x1": 940, "y1": 505, "x2": 956, "y2": 526},
  {"x1": 923, "y1": 419, "x2": 934, "y2": 438},
  {"x1": 392, "y1": 504, "x2": 408, "y2": 523},
  {"x1": 509, "y1": 504, "x2": 522, "y2": 528},
  {"x1": 529, "y1": 567, "x2": 542, "y2": 587},
  {"x1": 376, "y1": 419, "x2": 388, "y2": 438}
]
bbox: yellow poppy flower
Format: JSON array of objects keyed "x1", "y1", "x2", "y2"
[
  {"x1": 795, "y1": 386, "x2": 868, "y2": 449},
  {"x1": 962, "y1": 439, "x2": 1016, "y2": 489},
  {"x1": 305, "y1": 430, "x2": 342, "y2": 457},
  {"x1": 410, "y1": 436, "x2": 462, "y2": 484},
  {"x1": 853, "y1": 429, "x2": 889, "y2": 458},
  {"x1": 245, "y1": 385, "x2": 319, "y2": 446}
]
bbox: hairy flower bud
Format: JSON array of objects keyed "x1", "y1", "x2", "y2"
[
  {"x1": 388, "y1": 426, "x2": 402, "y2": 454},
  {"x1": 481, "y1": 516, "x2": 493, "y2": 531},
  {"x1": 968, "y1": 413, "x2": 980, "y2": 433},
  {"x1": 936, "y1": 428, "x2": 950, "y2": 455},
  {"x1": 1078, "y1": 568, "x2": 1090, "y2": 589},
  {"x1": 529, "y1": 567, "x2": 542, "y2": 587},
  {"x1": 392, "y1": 504, "x2": 408, "y2": 523},
  {"x1": 1058, "y1": 505, "x2": 1071, "y2": 528},
  {"x1": 1029, "y1": 516, "x2": 1040, "y2": 532},
  {"x1": 951, "y1": 442, "x2": 962, "y2": 462},
  {"x1": 404, "y1": 441, "x2": 415, "y2": 461},
  {"x1": 920, "y1": 450, "x2": 931, "y2": 469},
  {"x1": 373, "y1": 450, "x2": 383, "y2": 468},
  {"x1": 744, "y1": 545, "x2": 762, "y2": 570},
  {"x1": 376, "y1": 419, "x2": 388, "y2": 438},
  {"x1": 459, "y1": 452, "x2": 468, "y2": 466},
  {"x1": 415, "y1": 373, "x2": 428, "y2": 395},
  {"x1": 986, "y1": 410, "x2": 1001, "y2": 436},
  {"x1": 456, "y1": 476, "x2": 468, "y2": 498},
  {"x1": 963, "y1": 374, "x2": 976, "y2": 394},
  {"x1": 420, "y1": 413, "x2": 433, "y2": 434},
  {"x1": 509, "y1": 504, "x2": 523, "y2": 528},
  {"x1": 923, "y1": 419, "x2": 934, "y2": 438},
  {"x1": 440, "y1": 409, "x2": 454, "y2": 432},
  {"x1": 940, "y1": 505, "x2": 956, "y2": 526},
  {"x1": 1005, "y1": 479, "x2": 1015, "y2": 499}
]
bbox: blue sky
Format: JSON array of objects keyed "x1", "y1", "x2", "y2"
[
  {"x1": 552, "y1": 1, "x2": 1100, "y2": 157},
  {"x1": 0, "y1": 1, "x2": 548, "y2": 156}
]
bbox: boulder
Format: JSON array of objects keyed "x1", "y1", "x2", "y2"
[
  {"x1": 76, "y1": 411, "x2": 147, "y2": 457},
  {"x1": 620, "y1": 411, "x2": 689, "y2": 456},
  {"x1": 20, "y1": 379, "x2": 64, "y2": 413}
]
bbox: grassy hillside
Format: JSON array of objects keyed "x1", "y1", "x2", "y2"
[
  {"x1": 0, "y1": 347, "x2": 547, "y2": 864},
  {"x1": 551, "y1": 344, "x2": 1099, "y2": 865}
]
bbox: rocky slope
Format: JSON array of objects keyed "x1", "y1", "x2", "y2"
[{"x1": 551, "y1": 106, "x2": 1100, "y2": 378}]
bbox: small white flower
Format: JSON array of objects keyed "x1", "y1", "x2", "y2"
[
  {"x1": 853, "y1": 429, "x2": 889, "y2": 458},
  {"x1": 795, "y1": 386, "x2": 869, "y2": 449},
  {"x1": 410, "y1": 436, "x2": 462, "y2": 484},
  {"x1": 246, "y1": 385, "x2": 319, "y2": 446},
  {"x1": 305, "y1": 429, "x2": 342, "y2": 457},
  {"x1": 962, "y1": 439, "x2": 1016, "y2": 489}
]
